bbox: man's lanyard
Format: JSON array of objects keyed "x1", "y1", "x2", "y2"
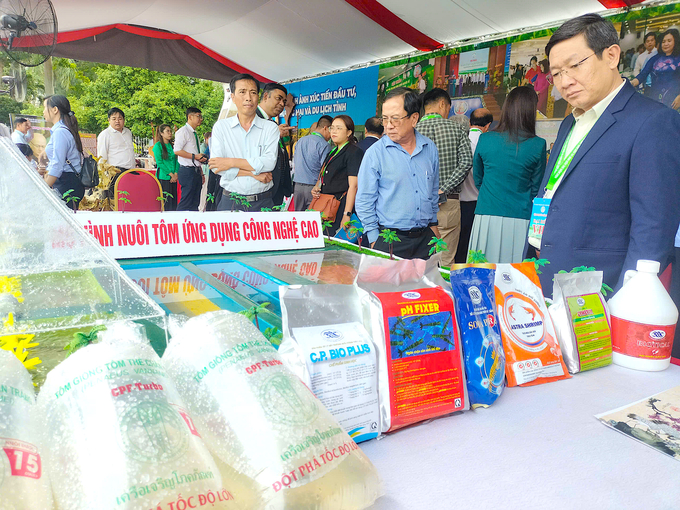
[
  {"x1": 545, "y1": 128, "x2": 588, "y2": 191},
  {"x1": 421, "y1": 113, "x2": 441, "y2": 121},
  {"x1": 320, "y1": 142, "x2": 347, "y2": 186},
  {"x1": 311, "y1": 131, "x2": 325, "y2": 138},
  {"x1": 470, "y1": 128, "x2": 483, "y2": 133}
]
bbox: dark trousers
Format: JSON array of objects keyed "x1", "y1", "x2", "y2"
[
  {"x1": 455, "y1": 200, "x2": 477, "y2": 263},
  {"x1": 671, "y1": 247, "x2": 680, "y2": 360},
  {"x1": 374, "y1": 227, "x2": 437, "y2": 260},
  {"x1": 330, "y1": 194, "x2": 349, "y2": 234},
  {"x1": 216, "y1": 190, "x2": 274, "y2": 212},
  {"x1": 177, "y1": 165, "x2": 202, "y2": 211},
  {"x1": 206, "y1": 171, "x2": 219, "y2": 211},
  {"x1": 54, "y1": 172, "x2": 84, "y2": 211},
  {"x1": 159, "y1": 179, "x2": 177, "y2": 211}
]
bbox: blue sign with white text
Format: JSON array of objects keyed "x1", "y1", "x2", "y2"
[{"x1": 287, "y1": 66, "x2": 379, "y2": 129}]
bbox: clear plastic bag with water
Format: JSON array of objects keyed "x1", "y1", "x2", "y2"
[
  {"x1": 36, "y1": 323, "x2": 240, "y2": 510},
  {"x1": 162, "y1": 311, "x2": 382, "y2": 510},
  {"x1": 0, "y1": 350, "x2": 54, "y2": 510}
]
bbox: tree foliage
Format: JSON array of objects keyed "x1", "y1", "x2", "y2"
[{"x1": 19, "y1": 60, "x2": 223, "y2": 138}]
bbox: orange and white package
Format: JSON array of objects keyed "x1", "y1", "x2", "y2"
[{"x1": 494, "y1": 262, "x2": 571, "y2": 387}]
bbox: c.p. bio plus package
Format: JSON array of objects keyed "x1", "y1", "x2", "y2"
[
  {"x1": 279, "y1": 284, "x2": 380, "y2": 443},
  {"x1": 0, "y1": 350, "x2": 54, "y2": 510},
  {"x1": 494, "y1": 263, "x2": 570, "y2": 387},
  {"x1": 550, "y1": 271, "x2": 612, "y2": 374},
  {"x1": 449, "y1": 267, "x2": 505, "y2": 408},
  {"x1": 358, "y1": 255, "x2": 468, "y2": 432}
]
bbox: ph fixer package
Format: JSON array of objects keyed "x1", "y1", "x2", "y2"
[{"x1": 609, "y1": 260, "x2": 678, "y2": 371}]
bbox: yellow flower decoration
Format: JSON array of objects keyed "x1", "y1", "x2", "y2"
[
  {"x1": 0, "y1": 276, "x2": 24, "y2": 303},
  {"x1": 0, "y1": 332, "x2": 42, "y2": 371}
]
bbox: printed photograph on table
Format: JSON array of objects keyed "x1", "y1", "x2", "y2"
[
  {"x1": 388, "y1": 311, "x2": 455, "y2": 359},
  {"x1": 597, "y1": 385, "x2": 680, "y2": 461}
]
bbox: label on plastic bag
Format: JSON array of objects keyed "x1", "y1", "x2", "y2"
[
  {"x1": 449, "y1": 268, "x2": 505, "y2": 408},
  {"x1": 611, "y1": 317, "x2": 675, "y2": 360},
  {"x1": 291, "y1": 323, "x2": 379, "y2": 443},
  {"x1": 1, "y1": 438, "x2": 42, "y2": 479},
  {"x1": 374, "y1": 287, "x2": 466, "y2": 431},
  {"x1": 495, "y1": 263, "x2": 570, "y2": 387},
  {"x1": 566, "y1": 293, "x2": 612, "y2": 371}
]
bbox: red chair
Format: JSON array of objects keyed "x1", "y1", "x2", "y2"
[{"x1": 114, "y1": 169, "x2": 164, "y2": 212}]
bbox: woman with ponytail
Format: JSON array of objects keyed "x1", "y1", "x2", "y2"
[
  {"x1": 42, "y1": 95, "x2": 85, "y2": 207},
  {"x1": 152, "y1": 124, "x2": 179, "y2": 211}
]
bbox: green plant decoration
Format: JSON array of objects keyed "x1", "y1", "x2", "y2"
[
  {"x1": 347, "y1": 220, "x2": 364, "y2": 245},
  {"x1": 229, "y1": 192, "x2": 251, "y2": 211},
  {"x1": 260, "y1": 207, "x2": 272, "y2": 212},
  {"x1": 238, "y1": 302, "x2": 271, "y2": 330},
  {"x1": 263, "y1": 326, "x2": 283, "y2": 347},
  {"x1": 156, "y1": 191, "x2": 174, "y2": 206},
  {"x1": 322, "y1": 220, "x2": 334, "y2": 239},
  {"x1": 467, "y1": 250, "x2": 488, "y2": 264},
  {"x1": 62, "y1": 189, "x2": 78, "y2": 212},
  {"x1": 523, "y1": 257, "x2": 551, "y2": 275},
  {"x1": 379, "y1": 229, "x2": 401, "y2": 259},
  {"x1": 428, "y1": 237, "x2": 448, "y2": 256},
  {"x1": 64, "y1": 325, "x2": 107, "y2": 358},
  {"x1": 118, "y1": 190, "x2": 132, "y2": 212},
  {"x1": 557, "y1": 266, "x2": 613, "y2": 296},
  {"x1": 206, "y1": 193, "x2": 215, "y2": 204},
  {"x1": 272, "y1": 204, "x2": 286, "y2": 211}
]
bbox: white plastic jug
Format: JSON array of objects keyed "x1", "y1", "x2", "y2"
[{"x1": 608, "y1": 260, "x2": 678, "y2": 371}]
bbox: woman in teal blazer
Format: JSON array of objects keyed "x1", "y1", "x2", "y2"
[
  {"x1": 152, "y1": 124, "x2": 179, "y2": 211},
  {"x1": 469, "y1": 86, "x2": 546, "y2": 263}
]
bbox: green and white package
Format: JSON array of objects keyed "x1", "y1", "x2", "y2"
[
  {"x1": 0, "y1": 350, "x2": 54, "y2": 510},
  {"x1": 550, "y1": 271, "x2": 613, "y2": 374},
  {"x1": 37, "y1": 323, "x2": 240, "y2": 510},
  {"x1": 162, "y1": 311, "x2": 382, "y2": 510}
]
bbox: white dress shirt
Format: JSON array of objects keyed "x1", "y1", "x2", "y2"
[
  {"x1": 211, "y1": 114, "x2": 279, "y2": 195},
  {"x1": 634, "y1": 48, "x2": 657, "y2": 77},
  {"x1": 97, "y1": 126, "x2": 135, "y2": 169},
  {"x1": 174, "y1": 123, "x2": 202, "y2": 168}
]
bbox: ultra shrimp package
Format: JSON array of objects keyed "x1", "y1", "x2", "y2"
[
  {"x1": 494, "y1": 263, "x2": 570, "y2": 387},
  {"x1": 0, "y1": 350, "x2": 54, "y2": 510},
  {"x1": 162, "y1": 311, "x2": 382, "y2": 510},
  {"x1": 359, "y1": 255, "x2": 469, "y2": 432},
  {"x1": 449, "y1": 267, "x2": 505, "y2": 408},
  {"x1": 550, "y1": 271, "x2": 612, "y2": 374},
  {"x1": 37, "y1": 323, "x2": 237, "y2": 510}
]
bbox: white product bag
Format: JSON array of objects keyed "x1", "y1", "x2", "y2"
[{"x1": 163, "y1": 311, "x2": 382, "y2": 510}]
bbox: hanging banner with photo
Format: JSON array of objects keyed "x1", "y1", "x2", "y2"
[{"x1": 287, "y1": 66, "x2": 380, "y2": 130}]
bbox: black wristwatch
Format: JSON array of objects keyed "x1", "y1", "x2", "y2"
[{"x1": 344, "y1": 212, "x2": 352, "y2": 216}]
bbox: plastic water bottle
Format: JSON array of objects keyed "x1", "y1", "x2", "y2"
[{"x1": 609, "y1": 260, "x2": 678, "y2": 371}]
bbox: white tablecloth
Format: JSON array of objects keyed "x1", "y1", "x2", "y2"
[{"x1": 363, "y1": 364, "x2": 680, "y2": 509}]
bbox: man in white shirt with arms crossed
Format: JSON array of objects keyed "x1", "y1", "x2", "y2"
[{"x1": 209, "y1": 73, "x2": 279, "y2": 212}]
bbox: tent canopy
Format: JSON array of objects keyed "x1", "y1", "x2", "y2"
[{"x1": 48, "y1": 0, "x2": 649, "y2": 83}]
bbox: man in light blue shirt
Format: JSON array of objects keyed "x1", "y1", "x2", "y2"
[
  {"x1": 11, "y1": 117, "x2": 31, "y2": 145},
  {"x1": 292, "y1": 115, "x2": 332, "y2": 211},
  {"x1": 209, "y1": 73, "x2": 279, "y2": 211},
  {"x1": 356, "y1": 87, "x2": 441, "y2": 260}
]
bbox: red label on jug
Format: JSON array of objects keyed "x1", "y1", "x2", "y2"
[{"x1": 611, "y1": 317, "x2": 675, "y2": 359}]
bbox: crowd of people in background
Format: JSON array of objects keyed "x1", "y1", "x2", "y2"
[{"x1": 7, "y1": 13, "x2": 679, "y2": 275}]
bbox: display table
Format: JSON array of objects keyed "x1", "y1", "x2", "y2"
[{"x1": 363, "y1": 364, "x2": 680, "y2": 509}]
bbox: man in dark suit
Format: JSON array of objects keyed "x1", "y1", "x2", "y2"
[
  {"x1": 528, "y1": 14, "x2": 680, "y2": 294},
  {"x1": 257, "y1": 83, "x2": 293, "y2": 207},
  {"x1": 357, "y1": 117, "x2": 383, "y2": 152}
]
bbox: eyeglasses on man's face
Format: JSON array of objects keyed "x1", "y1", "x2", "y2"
[
  {"x1": 379, "y1": 114, "x2": 411, "y2": 126},
  {"x1": 549, "y1": 53, "x2": 596, "y2": 83}
]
